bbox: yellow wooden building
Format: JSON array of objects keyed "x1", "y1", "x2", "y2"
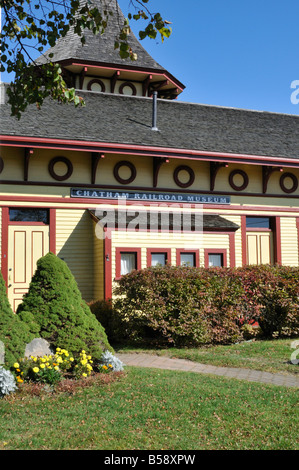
[{"x1": 1, "y1": 0, "x2": 299, "y2": 311}]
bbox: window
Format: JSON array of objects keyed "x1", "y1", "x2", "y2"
[
  {"x1": 246, "y1": 217, "x2": 270, "y2": 229},
  {"x1": 176, "y1": 249, "x2": 199, "y2": 267},
  {"x1": 115, "y1": 248, "x2": 141, "y2": 279},
  {"x1": 151, "y1": 253, "x2": 166, "y2": 266},
  {"x1": 204, "y1": 249, "x2": 227, "y2": 268},
  {"x1": 208, "y1": 253, "x2": 223, "y2": 267},
  {"x1": 9, "y1": 208, "x2": 49, "y2": 224},
  {"x1": 147, "y1": 249, "x2": 171, "y2": 267},
  {"x1": 180, "y1": 253, "x2": 195, "y2": 267},
  {"x1": 120, "y1": 252, "x2": 137, "y2": 275}
]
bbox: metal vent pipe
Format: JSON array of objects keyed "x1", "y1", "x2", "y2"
[{"x1": 152, "y1": 91, "x2": 158, "y2": 131}]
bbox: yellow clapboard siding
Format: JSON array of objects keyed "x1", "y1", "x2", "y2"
[
  {"x1": 56, "y1": 209, "x2": 95, "y2": 301},
  {"x1": 93, "y1": 221, "x2": 104, "y2": 300},
  {"x1": 219, "y1": 215, "x2": 242, "y2": 267},
  {"x1": 280, "y1": 217, "x2": 299, "y2": 266}
]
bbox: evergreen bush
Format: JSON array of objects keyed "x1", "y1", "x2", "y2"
[
  {"x1": 0, "y1": 272, "x2": 33, "y2": 367},
  {"x1": 17, "y1": 252, "x2": 113, "y2": 361}
]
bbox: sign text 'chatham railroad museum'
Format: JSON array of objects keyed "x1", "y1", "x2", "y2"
[{"x1": 70, "y1": 189, "x2": 231, "y2": 205}]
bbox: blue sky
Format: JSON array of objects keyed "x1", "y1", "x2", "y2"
[
  {"x1": 119, "y1": 0, "x2": 299, "y2": 115},
  {"x1": 1, "y1": 0, "x2": 299, "y2": 115}
]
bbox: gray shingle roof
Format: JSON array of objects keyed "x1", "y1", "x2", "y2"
[
  {"x1": 89, "y1": 210, "x2": 240, "y2": 231},
  {"x1": 1, "y1": 88, "x2": 299, "y2": 162},
  {"x1": 35, "y1": 0, "x2": 166, "y2": 72}
]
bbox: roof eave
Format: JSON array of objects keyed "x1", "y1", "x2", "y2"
[{"x1": 1, "y1": 134, "x2": 299, "y2": 168}]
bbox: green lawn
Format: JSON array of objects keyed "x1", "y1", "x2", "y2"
[
  {"x1": 117, "y1": 338, "x2": 299, "y2": 375},
  {"x1": 0, "y1": 366, "x2": 298, "y2": 450},
  {"x1": 1, "y1": 338, "x2": 298, "y2": 450}
]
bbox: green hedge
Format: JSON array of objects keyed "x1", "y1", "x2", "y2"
[{"x1": 89, "y1": 264, "x2": 299, "y2": 347}]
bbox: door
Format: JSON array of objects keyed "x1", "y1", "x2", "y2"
[
  {"x1": 246, "y1": 232, "x2": 273, "y2": 265},
  {"x1": 8, "y1": 225, "x2": 49, "y2": 311}
]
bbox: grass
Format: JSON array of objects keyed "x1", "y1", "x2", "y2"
[
  {"x1": 0, "y1": 367, "x2": 298, "y2": 450},
  {"x1": 117, "y1": 338, "x2": 299, "y2": 376},
  {"x1": 1, "y1": 338, "x2": 298, "y2": 450}
]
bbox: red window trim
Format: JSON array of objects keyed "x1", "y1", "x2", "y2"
[
  {"x1": 115, "y1": 247, "x2": 142, "y2": 280},
  {"x1": 8, "y1": 221, "x2": 48, "y2": 226},
  {"x1": 204, "y1": 249, "x2": 227, "y2": 268},
  {"x1": 246, "y1": 227, "x2": 272, "y2": 232},
  {"x1": 176, "y1": 248, "x2": 200, "y2": 267},
  {"x1": 146, "y1": 248, "x2": 172, "y2": 267}
]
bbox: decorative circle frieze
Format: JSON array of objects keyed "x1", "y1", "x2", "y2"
[
  {"x1": 173, "y1": 165, "x2": 195, "y2": 188},
  {"x1": 48, "y1": 156, "x2": 73, "y2": 181},
  {"x1": 113, "y1": 161, "x2": 136, "y2": 185},
  {"x1": 229, "y1": 169, "x2": 249, "y2": 191},
  {"x1": 280, "y1": 172, "x2": 298, "y2": 194},
  {"x1": 119, "y1": 82, "x2": 137, "y2": 96},
  {"x1": 0, "y1": 157, "x2": 4, "y2": 174},
  {"x1": 87, "y1": 78, "x2": 106, "y2": 93}
]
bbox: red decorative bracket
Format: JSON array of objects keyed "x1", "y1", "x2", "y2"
[
  {"x1": 142, "y1": 75, "x2": 152, "y2": 96},
  {"x1": 153, "y1": 157, "x2": 169, "y2": 188},
  {"x1": 210, "y1": 162, "x2": 228, "y2": 191},
  {"x1": 91, "y1": 153, "x2": 105, "y2": 185},
  {"x1": 24, "y1": 148, "x2": 34, "y2": 181},
  {"x1": 262, "y1": 166, "x2": 283, "y2": 193},
  {"x1": 111, "y1": 71, "x2": 120, "y2": 93}
]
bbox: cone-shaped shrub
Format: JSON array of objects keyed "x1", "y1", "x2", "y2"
[
  {"x1": 0, "y1": 272, "x2": 33, "y2": 367},
  {"x1": 17, "y1": 252, "x2": 112, "y2": 361}
]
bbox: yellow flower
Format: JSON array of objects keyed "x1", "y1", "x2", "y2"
[
  {"x1": 82, "y1": 373, "x2": 87, "y2": 377},
  {"x1": 13, "y1": 362, "x2": 20, "y2": 369},
  {"x1": 16, "y1": 376, "x2": 23, "y2": 383},
  {"x1": 70, "y1": 357, "x2": 74, "y2": 362},
  {"x1": 39, "y1": 363, "x2": 46, "y2": 369},
  {"x1": 81, "y1": 359, "x2": 87, "y2": 365},
  {"x1": 32, "y1": 367, "x2": 39, "y2": 373},
  {"x1": 103, "y1": 365, "x2": 108, "y2": 370},
  {"x1": 54, "y1": 366, "x2": 59, "y2": 371}
]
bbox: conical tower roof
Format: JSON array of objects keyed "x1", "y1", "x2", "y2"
[
  {"x1": 36, "y1": 0, "x2": 167, "y2": 72},
  {"x1": 35, "y1": 0, "x2": 185, "y2": 98}
]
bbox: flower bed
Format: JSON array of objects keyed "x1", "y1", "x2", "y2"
[{"x1": 0, "y1": 348, "x2": 124, "y2": 398}]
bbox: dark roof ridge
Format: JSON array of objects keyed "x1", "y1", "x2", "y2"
[
  {"x1": 1, "y1": 81, "x2": 298, "y2": 119},
  {"x1": 68, "y1": 87, "x2": 299, "y2": 119}
]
